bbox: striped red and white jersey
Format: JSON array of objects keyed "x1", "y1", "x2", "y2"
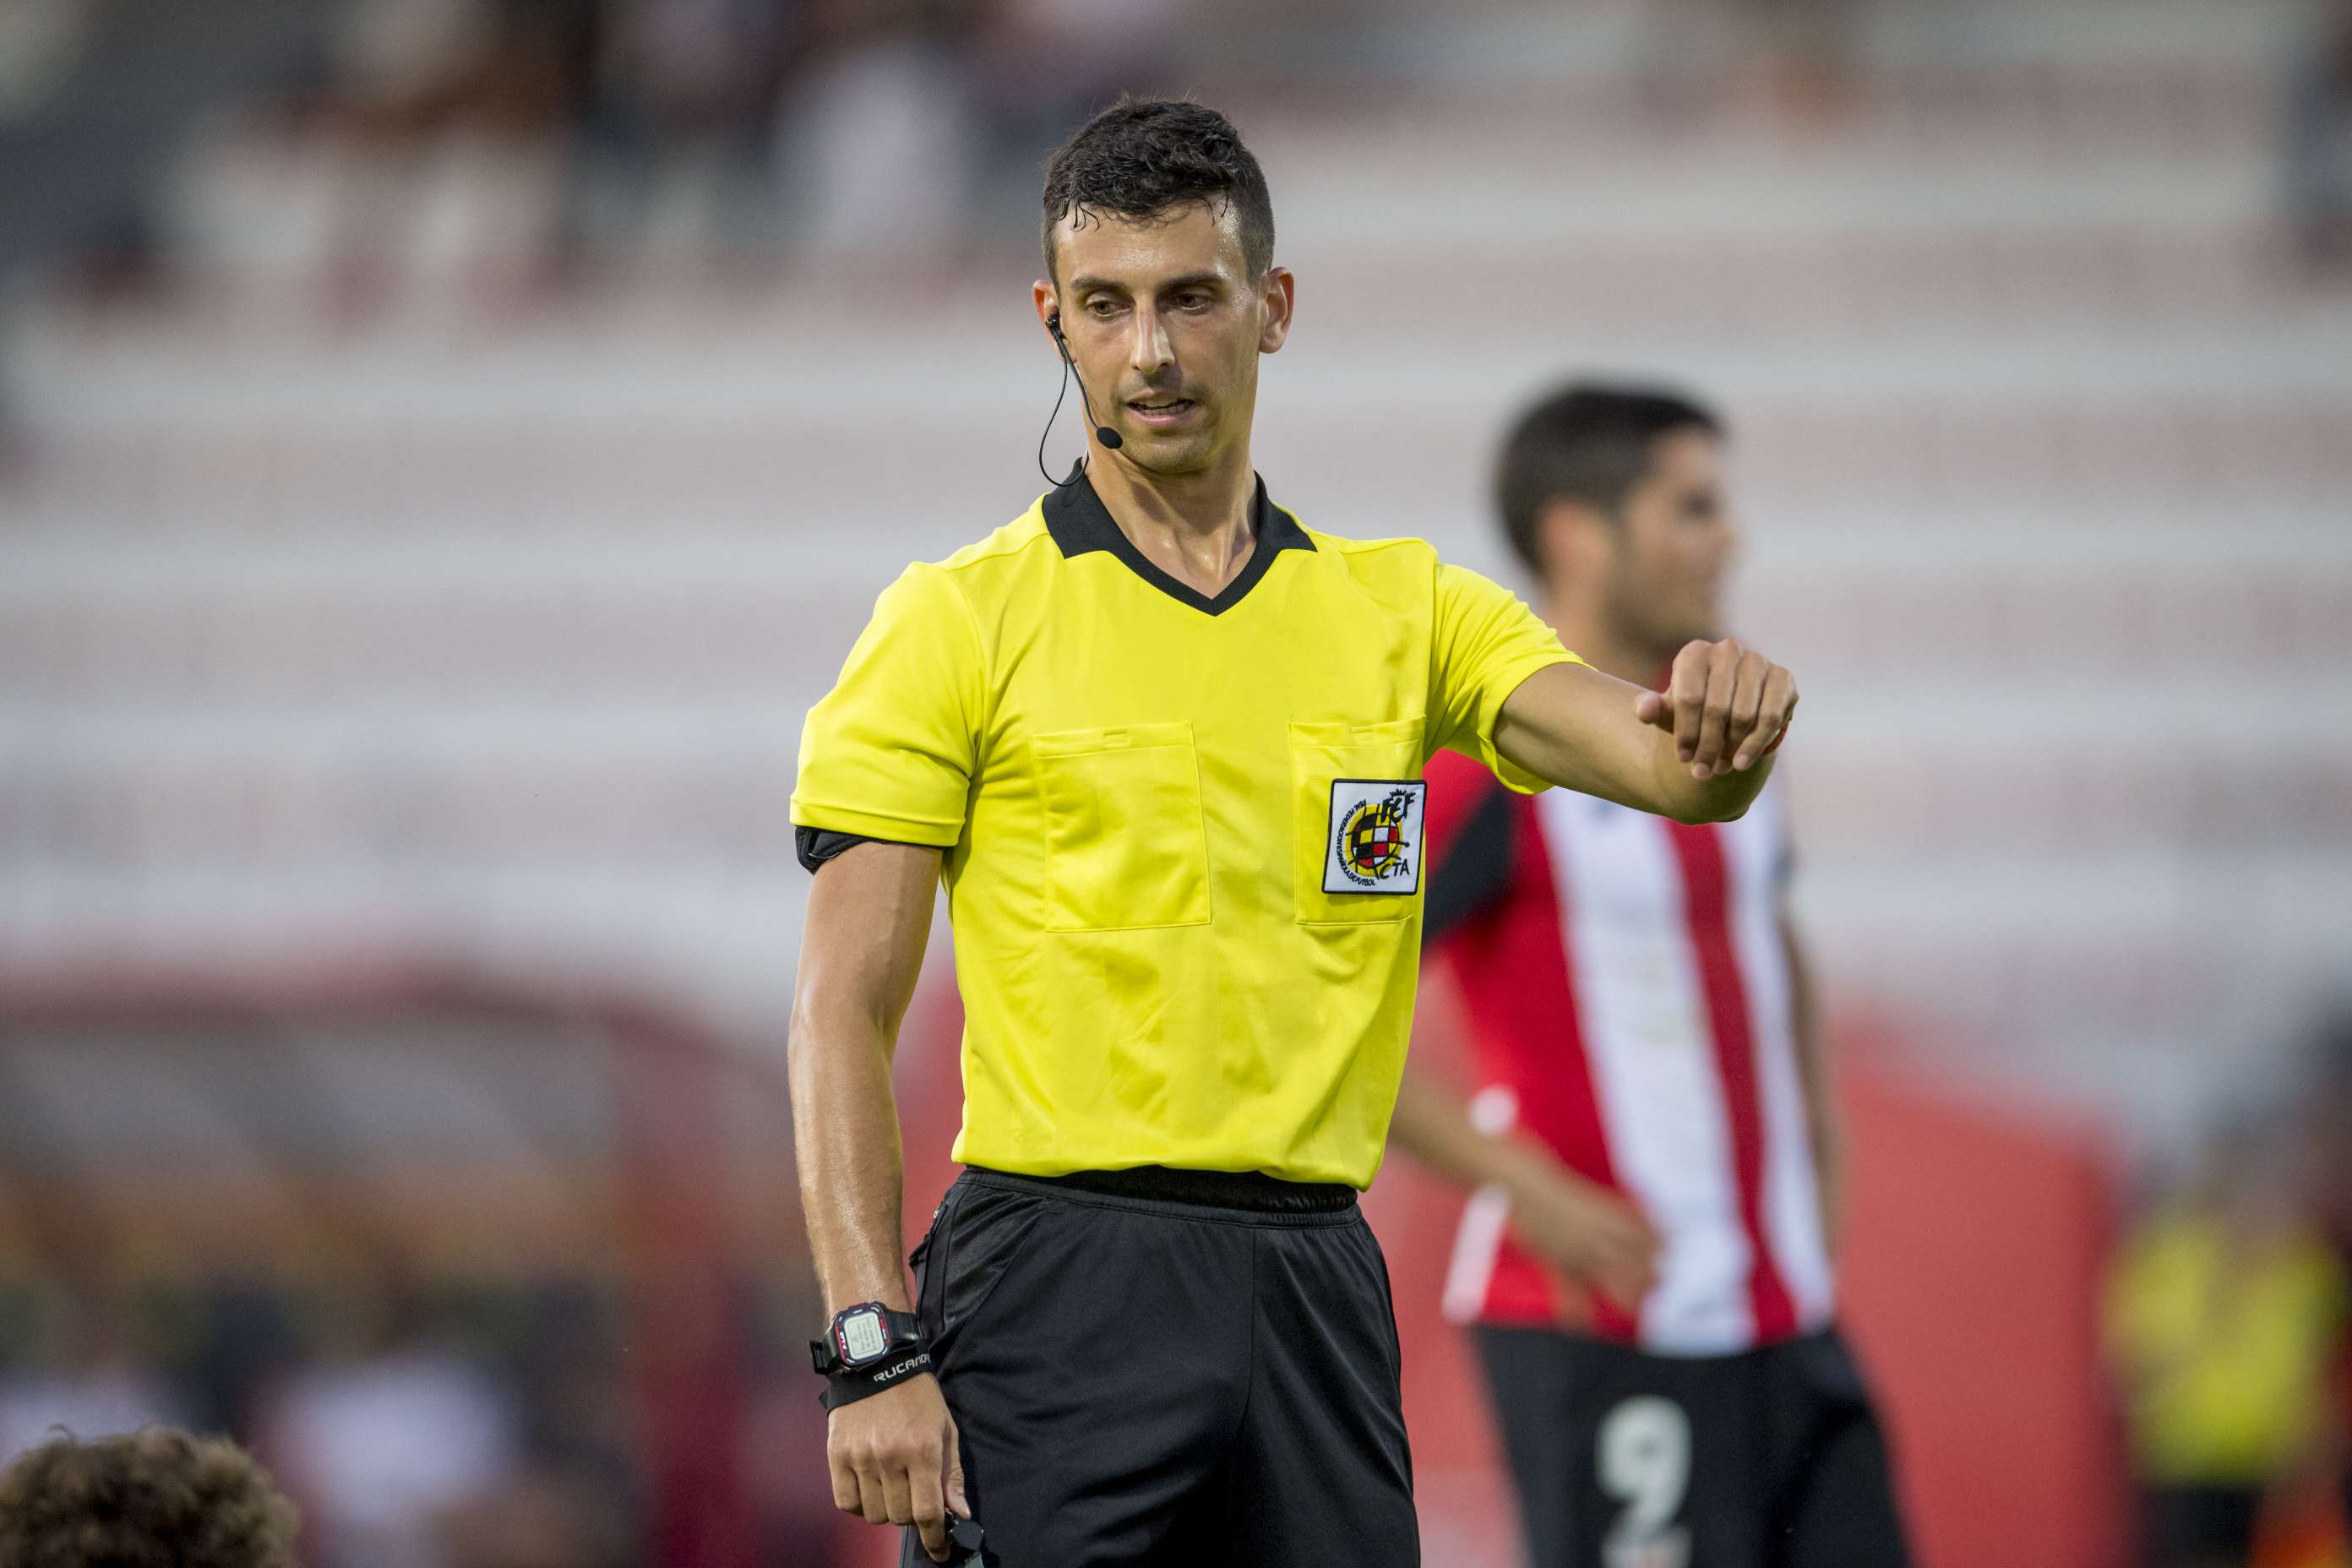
[{"x1": 1419, "y1": 748, "x2": 1833, "y2": 1355}]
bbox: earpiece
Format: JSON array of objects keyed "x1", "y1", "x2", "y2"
[{"x1": 1038, "y1": 310, "x2": 1122, "y2": 489}]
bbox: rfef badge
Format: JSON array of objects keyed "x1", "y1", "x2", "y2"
[{"x1": 1324, "y1": 779, "x2": 1428, "y2": 896}]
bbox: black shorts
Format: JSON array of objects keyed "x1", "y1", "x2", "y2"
[
  {"x1": 1475, "y1": 1325, "x2": 1910, "y2": 1568},
  {"x1": 901, "y1": 1166, "x2": 1418, "y2": 1568},
  {"x1": 2141, "y1": 1484, "x2": 2262, "y2": 1567}
]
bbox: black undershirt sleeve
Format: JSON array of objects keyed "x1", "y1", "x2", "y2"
[{"x1": 1420, "y1": 782, "x2": 1517, "y2": 946}]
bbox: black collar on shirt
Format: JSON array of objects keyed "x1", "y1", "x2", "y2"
[{"x1": 1041, "y1": 465, "x2": 1315, "y2": 616}]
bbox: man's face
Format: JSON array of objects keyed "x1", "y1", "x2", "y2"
[
  {"x1": 1598, "y1": 428, "x2": 1738, "y2": 655},
  {"x1": 1035, "y1": 201, "x2": 1291, "y2": 476}
]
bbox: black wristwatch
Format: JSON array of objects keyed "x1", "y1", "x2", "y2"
[
  {"x1": 810, "y1": 1302, "x2": 931, "y2": 1410},
  {"x1": 812, "y1": 1302, "x2": 923, "y2": 1374}
]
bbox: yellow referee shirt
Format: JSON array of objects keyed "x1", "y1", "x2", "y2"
[{"x1": 792, "y1": 475, "x2": 1579, "y2": 1188}]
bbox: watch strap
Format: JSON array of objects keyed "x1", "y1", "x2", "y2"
[{"x1": 815, "y1": 1347, "x2": 934, "y2": 1411}]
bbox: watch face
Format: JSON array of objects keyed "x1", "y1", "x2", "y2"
[{"x1": 839, "y1": 1308, "x2": 888, "y2": 1365}]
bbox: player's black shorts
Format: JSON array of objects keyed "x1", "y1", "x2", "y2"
[
  {"x1": 901, "y1": 1165, "x2": 1418, "y2": 1568},
  {"x1": 1475, "y1": 1324, "x2": 1910, "y2": 1568}
]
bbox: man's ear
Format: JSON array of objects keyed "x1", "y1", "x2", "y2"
[
  {"x1": 1536, "y1": 496, "x2": 1612, "y2": 584},
  {"x1": 1258, "y1": 266, "x2": 1296, "y2": 354}
]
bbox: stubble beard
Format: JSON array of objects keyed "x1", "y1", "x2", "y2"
[{"x1": 1607, "y1": 581, "x2": 1712, "y2": 676}]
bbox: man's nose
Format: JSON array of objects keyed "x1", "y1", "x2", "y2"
[{"x1": 1129, "y1": 308, "x2": 1173, "y2": 375}]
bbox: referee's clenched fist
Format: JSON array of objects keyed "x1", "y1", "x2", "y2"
[{"x1": 1635, "y1": 636, "x2": 1799, "y2": 781}]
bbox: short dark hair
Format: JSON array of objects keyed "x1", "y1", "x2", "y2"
[
  {"x1": 1041, "y1": 97, "x2": 1275, "y2": 282},
  {"x1": 0, "y1": 1428, "x2": 301, "y2": 1568},
  {"x1": 1494, "y1": 384, "x2": 1724, "y2": 577}
]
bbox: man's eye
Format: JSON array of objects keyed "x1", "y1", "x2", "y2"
[
  {"x1": 1173, "y1": 293, "x2": 1210, "y2": 311},
  {"x1": 1086, "y1": 298, "x2": 1122, "y2": 318}
]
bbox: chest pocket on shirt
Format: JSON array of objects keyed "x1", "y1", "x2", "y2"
[
  {"x1": 1035, "y1": 721, "x2": 1213, "y2": 932},
  {"x1": 1290, "y1": 716, "x2": 1426, "y2": 925}
]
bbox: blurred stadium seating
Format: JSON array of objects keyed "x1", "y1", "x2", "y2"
[
  {"x1": 0, "y1": 961, "x2": 833, "y2": 1565},
  {"x1": 3, "y1": 1, "x2": 2349, "y2": 1564}
]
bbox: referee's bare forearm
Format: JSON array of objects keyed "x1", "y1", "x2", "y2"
[
  {"x1": 788, "y1": 840, "x2": 943, "y2": 1315},
  {"x1": 1493, "y1": 650, "x2": 1792, "y2": 826}
]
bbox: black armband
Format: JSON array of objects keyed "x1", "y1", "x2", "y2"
[{"x1": 796, "y1": 825, "x2": 934, "y2": 874}]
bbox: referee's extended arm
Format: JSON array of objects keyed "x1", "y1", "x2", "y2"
[
  {"x1": 1494, "y1": 636, "x2": 1797, "y2": 825},
  {"x1": 788, "y1": 839, "x2": 971, "y2": 1562}
]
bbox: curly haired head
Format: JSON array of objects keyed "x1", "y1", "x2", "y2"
[
  {"x1": 0, "y1": 1428, "x2": 300, "y2": 1568},
  {"x1": 1041, "y1": 97, "x2": 1275, "y2": 282}
]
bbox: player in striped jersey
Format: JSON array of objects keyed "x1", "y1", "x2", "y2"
[{"x1": 1393, "y1": 384, "x2": 1911, "y2": 1568}]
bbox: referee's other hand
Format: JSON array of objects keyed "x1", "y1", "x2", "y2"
[{"x1": 829, "y1": 1373, "x2": 969, "y2": 1560}]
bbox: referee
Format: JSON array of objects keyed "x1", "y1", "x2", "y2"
[{"x1": 787, "y1": 98, "x2": 1801, "y2": 1568}]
